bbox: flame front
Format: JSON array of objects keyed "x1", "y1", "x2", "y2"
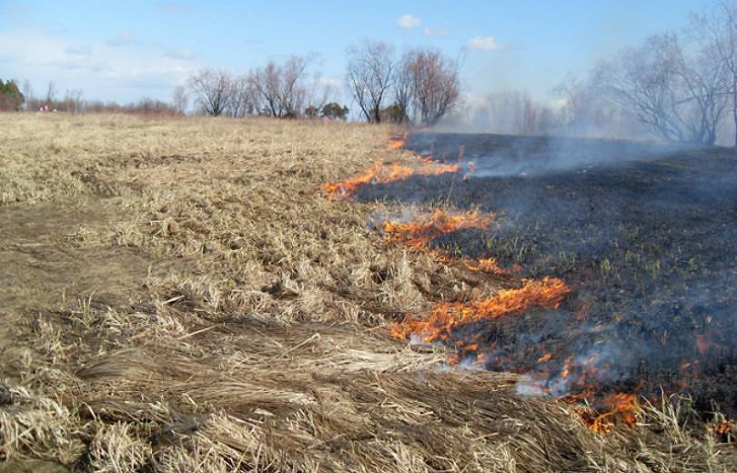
[
  {"x1": 387, "y1": 131, "x2": 409, "y2": 150},
  {"x1": 321, "y1": 132, "x2": 645, "y2": 434},
  {"x1": 579, "y1": 393, "x2": 640, "y2": 433},
  {"x1": 390, "y1": 277, "x2": 570, "y2": 342},
  {"x1": 322, "y1": 132, "x2": 460, "y2": 200},
  {"x1": 383, "y1": 209, "x2": 494, "y2": 251}
]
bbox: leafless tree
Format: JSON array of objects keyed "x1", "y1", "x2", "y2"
[
  {"x1": 45, "y1": 81, "x2": 57, "y2": 105},
  {"x1": 64, "y1": 89, "x2": 83, "y2": 113},
  {"x1": 230, "y1": 75, "x2": 263, "y2": 117},
  {"x1": 456, "y1": 90, "x2": 564, "y2": 136},
  {"x1": 473, "y1": 91, "x2": 533, "y2": 134},
  {"x1": 675, "y1": 38, "x2": 731, "y2": 145},
  {"x1": 172, "y1": 85, "x2": 189, "y2": 115},
  {"x1": 403, "y1": 48, "x2": 461, "y2": 126},
  {"x1": 251, "y1": 56, "x2": 311, "y2": 118},
  {"x1": 691, "y1": 1, "x2": 737, "y2": 145},
  {"x1": 554, "y1": 74, "x2": 627, "y2": 137},
  {"x1": 278, "y1": 56, "x2": 310, "y2": 117},
  {"x1": 188, "y1": 68, "x2": 233, "y2": 116},
  {"x1": 595, "y1": 33, "x2": 729, "y2": 145},
  {"x1": 250, "y1": 63, "x2": 281, "y2": 116},
  {"x1": 393, "y1": 52, "x2": 414, "y2": 123},
  {"x1": 346, "y1": 41, "x2": 395, "y2": 123},
  {"x1": 303, "y1": 73, "x2": 334, "y2": 115},
  {"x1": 227, "y1": 76, "x2": 246, "y2": 117}
]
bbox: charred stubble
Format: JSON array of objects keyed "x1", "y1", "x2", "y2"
[{"x1": 358, "y1": 132, "x2": 737, "y2": 420}]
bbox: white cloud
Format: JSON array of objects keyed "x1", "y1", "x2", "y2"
[
  {"x1": 106, "y1": 30, "x2": 136, "y2": 47},
  {"x1": 0, "y1": 28, "x2": 201, "y2": 102},
  {"x1": 423, "y1": 26, "x2": 448, "y2": 38},
  {"x1": 164, "y1": 47, "x2": 196, "y2": 60},
  {"x1": 466, "y1": 36, "x2": 507, "y2": 51},
  {"x1": 396, "y1": 14, "x2": 421, "y2": 29}
]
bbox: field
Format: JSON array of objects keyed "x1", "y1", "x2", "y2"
[{"x1": 0, "y1": 113, "x2": 735, "y2": 472}]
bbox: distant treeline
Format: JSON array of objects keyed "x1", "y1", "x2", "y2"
[
  {"x1": 5, "y1": 0, "x2": 737, "y2": 144},
  {"x1": 0, "y1": 79, "x2": 180, "y2": 116},
  {"x1": 184, "y1": 44, "x2": 460, "y2": 125}
]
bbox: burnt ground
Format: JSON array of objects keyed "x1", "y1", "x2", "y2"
[{"x1": 356, "y1": 132, "x2": 737, "y2": 417}]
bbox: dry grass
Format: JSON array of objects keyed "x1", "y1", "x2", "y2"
[{"x1": 0, "y1": 113, "x2": 734, "y2": 472}]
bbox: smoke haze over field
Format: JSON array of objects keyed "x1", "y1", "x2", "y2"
[
  {"x1": 407, "y1": 132, "x2": 691, "y2": 178},
  {"x1": 356, "y1": 132, "x2": 737, "y2": 415}
]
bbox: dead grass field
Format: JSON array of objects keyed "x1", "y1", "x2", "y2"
[{"x1": 0, "y1": 113, "x2": 734, "y2": 472}]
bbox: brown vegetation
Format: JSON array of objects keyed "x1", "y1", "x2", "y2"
[{"x1": 0, "y1": 113, "x2": 734, "y2": 471}]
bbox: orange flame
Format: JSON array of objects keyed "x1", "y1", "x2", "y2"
[
  {"x1": 580, "y1": 393, "x2": 639, "y2": 433},
  {"x1": 464, "y1": 257, "x2": 509, "y2": 276},
  {"x1": 390, "y1": 277, "x2": 570, "y2": 342},
  {"x1": 383, "y1": 209, "x2": 494, "y2": 251},
  {"x1": 322, "y1": 132, "x2": 460, "y2": 200},
  {"x1": 537, "y1": 353, "x2": 553, "y2": 364},
  {"x1": 713, "y1": 419, "x2": 731, "y2": 436},
  {"x1": 322, "y1": 133, "x2": 646, "y2": 430},
  {"x1": 387, "y1": 131, "x2": 409, "y2": 150},
  {"x1": 322, "y1": 159, "x2": 460, "y2": 200}
]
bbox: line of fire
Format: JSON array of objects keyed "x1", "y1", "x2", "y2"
[{"x1": 323, "y1": 131, "x2": 737, "y2": 436}]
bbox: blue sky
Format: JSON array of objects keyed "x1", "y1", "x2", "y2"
[{"x1": 0, "y1": 0, "x2": 714, "y2": 106}]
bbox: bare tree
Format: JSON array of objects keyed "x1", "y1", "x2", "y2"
[
  {"x1": 595, "y1": 33, "x2": 729, "y2": 144},
  {"x1": 278, "y1": 56, "x2": 310, "y2": 117},
  {"x1": 303, "y1": 73, "x2": 334, "y2": 115},
  {"x1": 172, "y1": 85, "x2": 189, "y2": 115},
  {"x1": 251, "y1": 56, "x2": 311, "y2": 118},
  {"x1": 45, "y1": 81, "x2": 57, "y2": 105},
  {"x1": 64, "y1": 89, "x2": 83, "y2": 113},
  {"x1": 346, "y1": 41, "x2": 395, "y2": 123},
  {"x1": 691, "y1": 1, "x2": 737, "y2": 145},
  {"x1": 554, "y1": 74, "x2": 627, "y2": 137},
  {"x1": 393, "y1": 51, "x2": 414, "y2": 123},
  {"x1": 229, "y1": 75, "x2": 264, "y2": 117},
  {"x1": 188, "y1": 69, "x2": 233, "y2": 116},
  {"x1": 403, "y1": 48, "x2": 460, "y2": 126},
  {"x1": 473, "y1": 91, "x2": 532, "y2": 134},
  {"x1": 674, "y1": 36, "x2": 731, "y2": 145},
  {"x1": 251, "y1": 63, "x2": 282, "y2": 117}
]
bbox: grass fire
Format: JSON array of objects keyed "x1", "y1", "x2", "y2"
[
  {"x1": 4, "y1": 1, "x2": 737, "y2": 472},
  {"x1": 2, "y1": 111, "x2": 737, "y2": 472}
]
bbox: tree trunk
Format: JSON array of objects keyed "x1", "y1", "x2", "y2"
[{"x1": 733, "y1": 81, "x2": 737, "y2": 146}]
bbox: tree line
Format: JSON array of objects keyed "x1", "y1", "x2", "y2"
[
  {"x1": 0, "y1": 79, "x2": 180, "y2": 115},
  {"x1": 185, "y1": 43, "x2": 461, "y2": 125},
  {"x1": 345, "y1": 43, "x2": 460, "y2": 125},
  {"x1": 5, "y1": 0, "x2": 737, "y2": 145},
  {"x1": 185, "y1": 55, "x2": 347, "y2": 120}
]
